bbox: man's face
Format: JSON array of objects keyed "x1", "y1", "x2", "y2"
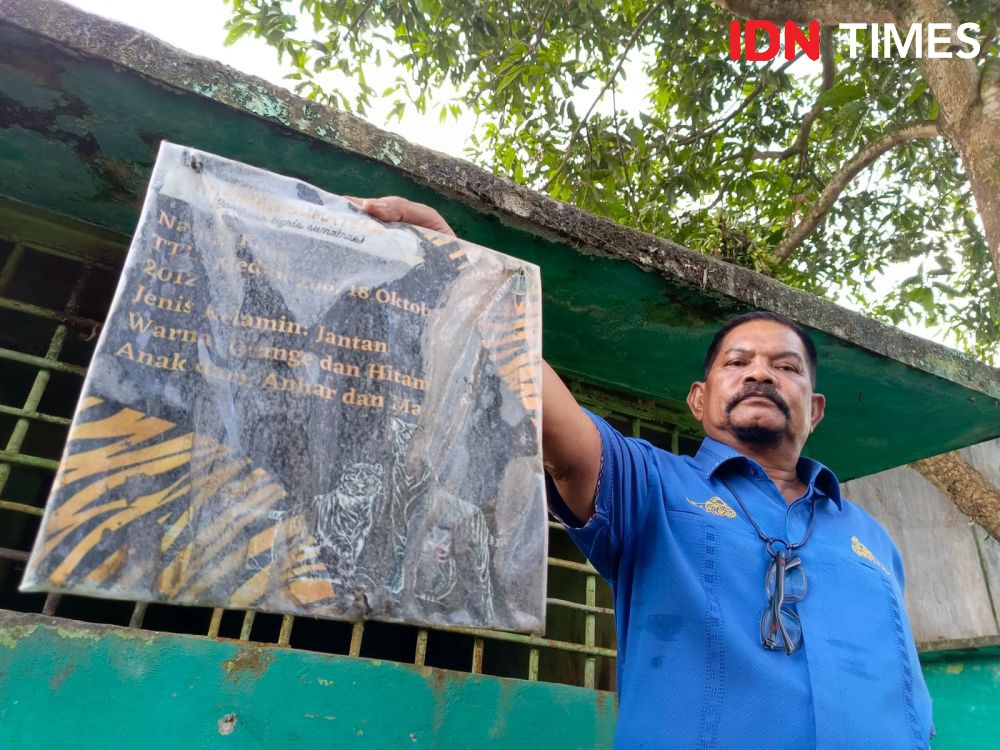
[{"x1": 686, "y1": 320, "x2": 825, "y2": 452}]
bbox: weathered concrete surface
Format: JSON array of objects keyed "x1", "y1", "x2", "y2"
[{"x1": 0, "y1": 610, "x2": 618, "y2": 749}]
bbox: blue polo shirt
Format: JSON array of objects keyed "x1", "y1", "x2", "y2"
[{"x1": 548, "y1": 409, "x2": 934, "y2": 749}]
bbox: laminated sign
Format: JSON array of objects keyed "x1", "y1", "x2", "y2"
[{"x1": 22, "y1": 142, "x2": 547, "y2": 633}]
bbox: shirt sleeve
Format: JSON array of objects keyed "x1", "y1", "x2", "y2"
[{"x1": 546, "y1": 407, "x2": 653, "y2": 582}]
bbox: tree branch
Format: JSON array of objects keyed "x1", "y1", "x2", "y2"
[
  {"x1": 501, "y1": 0, "x2": 514, "y2": 37},
  {"x1": 348, "y1": 0, "x2": 376, "y2": 37},
  {"x1": 706, "y1": 177, "x2": 735, "y2": 210},
  {"x1": 713, "y1": 0, "x2": 892, "y2": 24},
  {"x1": 753, "y1": 30, "x2": 834, "y2": 161},
  {"x1": 611, "y1": 85, "x2": 639, "y2": 218},
  {"x1": 484, "y1": 0, "x2": 555, "y2": 91},
  {"x1": 976, "y1": 8, "x2": 1000, "y2": 64},
  {"x1": 913, "y1": 452, "x2": 1000, "y2": 543},
  {"x1": 527, "y1": 0, "x2": 555, "y2": 56},
  {"x1": 772, "y1": 121, "x2": 939, "y2": 262},
  {"x1": 544, "y1": 0, "x2": 667, "y2": 190},
  {"x1": 674, "y1": 50, "x2": 805, "y2": 148}
]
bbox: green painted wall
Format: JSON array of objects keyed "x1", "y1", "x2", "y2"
[
  {"x1": 1, "y1": 613, "x2": 997, "y2": 748},
  {"x1": 921, "y1": 649, "x2": 1000, "y2": 748},
  {"x1": 0, "y1": 613, "x2": 616, "y2": 749}
]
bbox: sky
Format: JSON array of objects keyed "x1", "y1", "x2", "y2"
[
  {"x1": 61, "y1": 0, "x2": 964, "y2": 354},
  {"x1": 62, "y1": 0, "x2": 656, "y2": 158},
  {"x1": 63, "y1": 0, "x2": 479, "y2": 157}
]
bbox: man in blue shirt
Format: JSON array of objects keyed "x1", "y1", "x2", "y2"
[{"x1": 356, "y1": 197, "x2": 934, "y2": 749}]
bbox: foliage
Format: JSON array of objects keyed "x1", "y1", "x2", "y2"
[{"x1": 223, "y1": 0, "x2": 1000, "y2": 361}]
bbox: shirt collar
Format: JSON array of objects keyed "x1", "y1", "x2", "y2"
[{"x1": 694, "y1": 436, "x2": 843, "y2": 509}]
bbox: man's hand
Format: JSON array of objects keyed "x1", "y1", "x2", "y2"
[
  {"x1": 348, "y1": 195, "x2": 602, "y2": 525},
  {"x1": 345, "y1": 195, "x2": 456, "y2": 237}
]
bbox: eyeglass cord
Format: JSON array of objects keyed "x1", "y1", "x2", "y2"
[
  {"x1": 720, "y1": 476, "x2": 818, "y2": 558},
  {"x1": 721, "y1": 474, "x2": 817, "y2": 654}
]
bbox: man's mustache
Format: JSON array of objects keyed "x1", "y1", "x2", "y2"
[{"x1": 726, "y1": 384, "x2": 791, "y2": 418}]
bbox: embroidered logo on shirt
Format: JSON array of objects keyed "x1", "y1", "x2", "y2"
[
  {"x1": 687, "y1": 496, "x2": 737, "y2": 518},
  {"x1": 851, "y1": 535, "x2": 890, "y2": 575}
]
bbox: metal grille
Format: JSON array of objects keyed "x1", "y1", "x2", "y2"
[{"x1": 0, "y1": 209, "x2": 700, "y2": 692}]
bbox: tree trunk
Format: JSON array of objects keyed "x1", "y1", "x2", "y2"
[
  {"x1": 716, "y1": 0, "x2": 1000, "y2": 284},
  {"x1": 912, "y1": 452, "x2": 1000, "y2": 542},
  {"x1": 950, "y1": 99, "x2": 1000, "y2": 290},
  {"x1": 892, "y1": 0, "x2": 1000, "y2": 287}
]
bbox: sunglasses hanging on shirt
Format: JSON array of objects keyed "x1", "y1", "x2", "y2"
[{"x1": 720, "y1": 477, "x2": 817, "y2": 655}]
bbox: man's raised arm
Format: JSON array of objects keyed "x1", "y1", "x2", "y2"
[{"x1": 352, "y1": 196, "x2": 602, "y2": 524}]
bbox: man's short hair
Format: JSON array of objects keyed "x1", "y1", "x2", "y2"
[{"x1": 703, "y1": 311, "x2": 818, "y2": 386}]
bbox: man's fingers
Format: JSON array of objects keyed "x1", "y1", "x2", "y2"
[
  {"x1": 360, "y1": 198, "x2": 402, "y2": 221},
  {"x1": 343, "y1": 194, "x2": 457, "y2": 236},
  {"x1": 354, "y1": 196, "x2": 456, "y2": 237}
]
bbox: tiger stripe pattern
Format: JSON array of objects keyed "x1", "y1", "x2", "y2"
[{"x1": 23, "y1": 398, "x2": 339, "y2": 613}]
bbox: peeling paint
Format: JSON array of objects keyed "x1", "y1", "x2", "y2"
[
  {"x1": 221, "y1": 646, "x2": 276, "y2": 683},
  {"x1": 325, "y1": 127, "x2": 349, "y2": 146},
  {"x1": 2, "y1": 611, "x2": 155, "y2": 646},
  {"x1": 379, "y1": 138, "x2": 404, "y2": 166},
  {"x1": 52, "y1": 625, "x2": 102, "y2": 641},
  {"x1": 217, "y1": 712, "x2": 237, "y2": 736},
  {"x1": 228, "y1": 81, "x2": 288, "y2": 120},
  {"x1": 0, "y1": 622, "x2": 39, "y2": 648},
  {"x1": 191, "y1": 82, "x2": 218, "y2": 98}
]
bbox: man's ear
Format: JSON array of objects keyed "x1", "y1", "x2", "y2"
[
  {"x1": 687, "y1": 381, "x2": 706, "y2": 420},
  {"x1": 809, "y1": 392, "x2": 826, "y2": 433}
]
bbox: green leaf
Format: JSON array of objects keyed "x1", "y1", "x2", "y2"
[
  {"x1": 223, "y1": 22, "x2": 252, "y2": 46},
  {"x1": 905, "y1": 81, "x2": 927, "y2": 106},
  {"x1": 495, "y1": 66, "x2": 522, "y2": 94},
  {"x1": 814, "y1": 82, "x2": 866, "y2": 110}
]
